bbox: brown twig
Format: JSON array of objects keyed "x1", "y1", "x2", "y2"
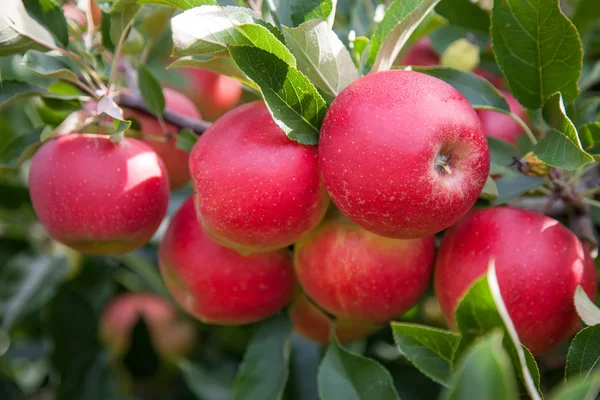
[{"x1": 117, "y1": 92, "x2": 211, "y2": 135}]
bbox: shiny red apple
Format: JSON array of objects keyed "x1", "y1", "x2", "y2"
[
  {"x1": 158, "y1": 197, "x2": 297, "y2": 325},
  {"x1": 294, "y1": 215, "x2": 436, "y2": 323},
  {"x1": 434, "y1": 206, "x2": 598, "y2": 355},
  {"x1": 29, "y1": 134, "x2": 169, "y2": 254},
  {"x1": 319, "y1": 70, "x2": 490, "y2": 239},
  {"x1": 189, "y1": 101, "x2": 329, "y2": 254}
]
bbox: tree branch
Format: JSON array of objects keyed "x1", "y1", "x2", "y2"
[{"x1": 117, "y1": 92, "x2": 211, "y2": 135}]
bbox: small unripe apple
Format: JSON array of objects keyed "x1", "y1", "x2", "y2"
[
  {"x1": 29, "y1": 134, "x2": 169, "y2": 254},
  {"x1": 290, "y1": 294, "x2": 381, "y2": 344},
  {"x1": 189, "y1": 101, "x2": 329, "y2": 254},
  {"x1": 476, "y1": 91, "x2": 527, "y2": 144},
  {"x1": 434, "y1": 206, "x2": 598, "y2": 355},
  {"x1": 125, "y1": 88, "x2": 201, "y2": 190},
  {"x1": 401, "y1": 37, "x2": 439, "y2": 66},
  {"x1": 159, "y1": 197, "x2": 297, "y2": 325},
  {"x1": 294, "y1": 216, "x2": 436, "y2": 323},
  {"x1": 100, "y1": 293, "x2": 196, "y2": 358},
  {"x1": 319, "y1": 70, "x2": 490, "y2": 239},
  {"x1": 184, "y1": 68, "x2": 243, "y2": 121}
]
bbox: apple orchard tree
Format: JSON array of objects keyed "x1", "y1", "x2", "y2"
[{"x1": 1, "y1": 0, "x2": 600, "y2": 398}]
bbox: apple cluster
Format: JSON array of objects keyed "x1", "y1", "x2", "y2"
[{"x1": 28, "y1": 45, "x2": 597, "y2": 355}]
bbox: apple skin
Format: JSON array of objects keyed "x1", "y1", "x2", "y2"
[
  {"x1": 158, "y1": 196, "x2": 297, "y2": 325},
  {"x1": 294, "y1": 216, "x2": 436, "y2": 323},
  {"x1": 100, "y1": 293, "x2": 196, "y2": 358},
  {"x1": 401, "y1": 37, "x2": 440, "y2": 66},
  {"x1": 29, "y1": 134, "x2": 169, "y2": 254},
  {"x1": 319, "y1": 70, "x2": 490, "y2": 239},
  {"x1": 434, "y1": 206, "x2": 598, "y2": 355},
  {"x1": 290, "y1": 294, "x2": 381, "y2": 344},
  {"x1": 184, "y1": 68, "x2": 243, "y2": 122},
  {"x1": 189, "y1": 101, "x2": 330, "y2": 254},
  {"x1": 125, "y1": 88, "x2": 201, "y2": 190},
  {"x1": 476, "y1": 91, "x2": 527, "y2": 145}
]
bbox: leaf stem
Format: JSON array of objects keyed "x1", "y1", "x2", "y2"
[{"x1": 107, "y1": 11, "x2": 139, "y2": 96}]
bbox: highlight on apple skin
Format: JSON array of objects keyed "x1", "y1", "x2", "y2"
[
  {"x1": 100, "y1": 292, "x2": 197, "y2": 358},
  {"x1": 319, "y1": 70, "x2": 490, "y2": 239},
  {"x1": 290, "y1": 293, "x2": 381, "y2": 345},
  {"x1": 184, "y1": 68, "x2": 243, "y2": 122},
  {"x1": 125, "y1": 88, "x2": 201, "y2": 190},
  {"x1": 476, "y1": 91, "x2": 528, "y2": 145},
  {"x1": 158, "y1": 196, "x2": 297, "y2": 325},
  {"x1": 189, "y1": 101, "x2": 330, "y2": 254},
  {"x1": 434, "y1": 206, "x2": 598, "y2": 355},
  {"x1": 294, "y1": 215, "x2": 436, "y2": 324},
  {"x1": 28, "y1": 134, "x2": 170, "y2": 254}
]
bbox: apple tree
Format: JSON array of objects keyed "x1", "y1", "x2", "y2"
[{"x1": 1, "y1": 0, "x2": 600, "y2": 399}]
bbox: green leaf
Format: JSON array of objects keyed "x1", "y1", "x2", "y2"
[
  {"x1": 442, "y1": 332, "x2": 518, "y2": 400},
  {"x1": 229, "y1": 45, "x2": 327, "y2": 145},
  {"x1": 138, "y1": 65, "x2": 165, "y2": 117},
  {"x1": 49, "y1": 286, "x2": 101, "y2": 400},
  {"x1": 290, "y1": 0, "x2": 333, "y2": 26},
  {"x1": 391, "y1": 322, "x2": 460, "y2": 387},
  {"x1": 233, "y1": 314, "x2": 293, "y2": 400},
  {"x1": 435, "y1": 0, "x2": 489, "y2": 34},
  {"x1": 566, "y1": 325, "x2": 600, "y2": 380},
  {"x1": 0, "y1": 0, "x2": 56, "y2": 55},
  {"x1": 103, "y1": 0, "x2": 217, "y2": 13},
  {"x1": 412, "y1": 67, "x2": 509, "y2": 111},
  {"x1": 0, "y1": 255, "x2": 68, "y2": 330},
  {"x1": 282, "y1": 20, "x2": 358, "y2": 102},
  {"x1": 109, "y1": 6, "x2": 139, "y2": 48},
  {"x1": 79, "y1": 351, "x2": 119, "y2": 400},
  {"x1": 21, "y1": 50, "x2": 79, "y2": 84},
  {"x1": 532, "y1": 129, "x2": 594, "y2": 170},
  {"x1": 175, "y1": 128, "x2": 198, "y2": 152},
  {"x1": 455, "y1": 264, "x2": 542, "y2": 398},
  {"x1": 0, "y1": 80, "x2": 44, "y2": 111},
  {"x1": 488, "y1": 137, "x2": 519, "y2": 177},
  {"x1": 167, "y1": 56, "x2": 258, "y2": 90},
  {"x1": 22, "y1": 0, "x2": 69, "y2": 46},
  {"x1": 579, "y1": 123, "x2": 600, "y2": 157},
  {"x1": 549, "y1": 372, "x2": 600, "y2": 400},
  {"x1": 491, "y1": 0, "x2": 583, "y2": 109},
  {"x1": 0, "y1": 141, "x2": 43, "y2": 178},
  {"x1": 318, "y1": 334, "x2": 400, "y2": 400},
  {"x1": 570, "y1": 0, "x2": 600, "y2": 37},
  {"x1": 481, "y1": 176, "x2": 499, "y2": 200},
  {"x1": 368, "y1": 0, "x2": 442, "y2": 72},
  {"x1": 171, "y1": 6, "x2": 295, "y2": 66},
  {"x1": 574, "y1": 286, "x2": 600, "y2": 327},
  {"x1": 179, "y1": 359, "x2": 234, "y2": 400},
  {"x1": 492, "y1": 175, "x2": 545, "y2": 205},
  {"x1": 580, "y1": 60, "x2": 600, "y2": 92}
]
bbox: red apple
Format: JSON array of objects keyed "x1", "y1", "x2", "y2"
[
  {"x1": 100, "y1": 293, "x2": 196, "y2": 358},
  {"x1": 29, "y1": 134, "x2": 169, "y2": 254},
  {"x1": 319, "y1": 70, "x2": 490, "y2": 239},
  {"x1": 125, "y1": 88, "x2": 201, "y2": 190},
  {"x1": 476, "y1": 91, "x2": 527, "y2": 145},
  {"x1": 189, "y1": 101, "x2": 329, "y2": 254},
  {"x1": 294, "y1": 215, "x2": 436, "y2": 323},
  {"x1": 184, "y1": 69, "x2": 243, "y2": 122},
  {"x1": 290, "y1": 294, "x2": 381, "y2": 344},
  {"x1": 434, "y1": 206, "x2": 597, "y2": 355},
  {"x1": 473, "y1": 68, "x2": 504, "y2": 89},
  {"x1": 158, "y1": 196, "x2": 297, "y2": 325},
  {"x1": 401, "y1": 37, "x2": 439, "y2": 66}
]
